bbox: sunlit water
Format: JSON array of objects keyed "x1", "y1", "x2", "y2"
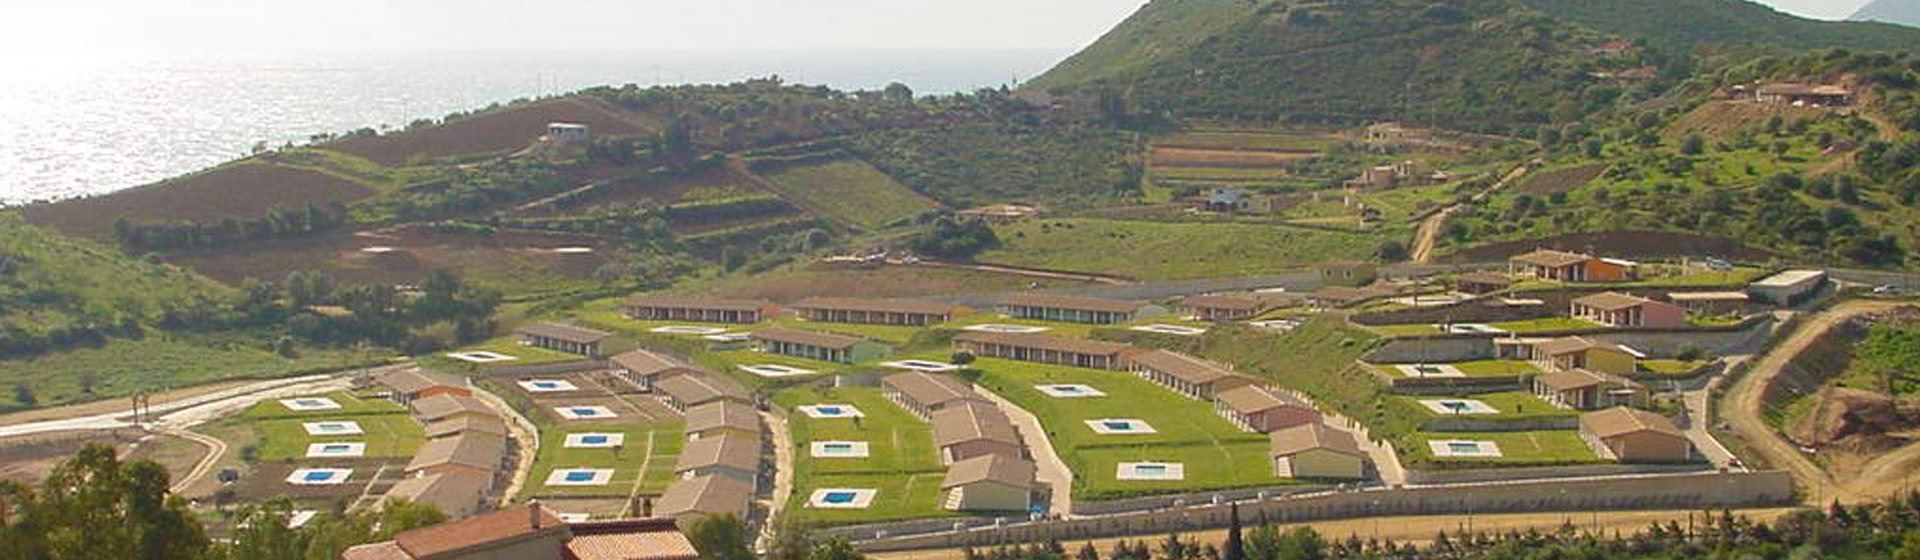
[{"x1": 0, "y1": 49, "x2": 1059, "y2": 204}]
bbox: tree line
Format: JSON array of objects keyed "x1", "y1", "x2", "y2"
[{"x1": 113, "y1": 202, "x2": 351, "y2": 252}]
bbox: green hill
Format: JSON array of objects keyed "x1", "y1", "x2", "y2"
[
  {"x1": 1523, "y1": 0, "x2": 1920, "y2": 53},
  {"x1": 1853, "y1": 0, "x2": 1920, "y2": 28},
  {"x1": 1027, "y1": 0, "x2": 1262, "y2": 90},
  {"x1": 0, "y1": 212, "x2": 228, "y2": 357}
]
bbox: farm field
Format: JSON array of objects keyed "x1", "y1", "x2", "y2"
[
  {"x1": 327, "y1": 97, "x2": 654, "y2": 166},
  {"x1": 1155, "y1": 131, "x2": 1339, "y2": 152},
  {"x1": 21, "y1": 162, "x2": 375, "y2": 240},
  {"x1": 1403, "y1": 431, "x2": 1605, "y2": 469},
  {"x1": 1663, "y1": 100, "x2": 1829, "y2": 140},
  {"x1": 1510, "y1": 163, "x2": 1609, "y2": 196},
  {"x1": 757, "y1": 159, "x2": 939, "y2": 230},
  {"x1": 1149, "y1": 147, "x2": 1317, "y2": 168},
  {"x1": 1149, "y1": 166, "x2": 1297, "y2": 182},
  {"x1": 775, "y1": 386, "x2": 955, "y2": 525},
  {"x1": 966, "y1": 358, "x2": 1286, "y2": 500},
  {"x1": 976, "y1": 218, "x2": 1377, "y2": 281},
  {"x1": 163, "y1": 225, "x2": 615, "y2": 295}
]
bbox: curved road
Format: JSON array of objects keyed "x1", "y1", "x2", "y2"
[{"x1": 1721, "y1": 300, "x2": 1903, "y2": 504}]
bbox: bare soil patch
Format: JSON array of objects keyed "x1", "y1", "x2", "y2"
[
  {"x1": 1150, "y1": 147, "x2": 1318, "y2": 168},
  {"x1": 1665, "y1": 101, "x2": 1830, "y2": 140},
  {"x1": 22, "y1": 163, "x2": 374, "y2": 239},
  {"x1": 1451, "y1": 231, "x2": 1777, "y2": 262},
  {"x1": 329, "y1": 97, "x2": 654, "y2": 166}
]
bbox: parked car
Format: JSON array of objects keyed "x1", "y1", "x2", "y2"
[
  {"x1": 1874, "y1": 284, "x2": 1903, "y2": 296},
  {"x1": 1704, "y1": 258, "x2": 1734, "y2": 271}
]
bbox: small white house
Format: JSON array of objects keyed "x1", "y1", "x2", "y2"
[{"x1": 547, "y1": 122, "x2": 591, "y2": 144}]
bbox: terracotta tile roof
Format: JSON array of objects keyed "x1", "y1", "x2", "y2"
[
  {"x1": 792, "y1": 297, "x2": 959, "y2": 316},
  {"x1": 392, "y1": 504, "x2": 567, "y2": 559},
  {"x1": 611, "y1": 349, "x2": 705, "y2": 378},
  {"x1": 1581, "y1": 406, "x2": 1683, "y2": 439},
  {"x1": 685, "y1": 401, "x2": 762, "y2": 436},
  {"x1": 654, "y1": 374, "x2": 749, "y2": 407},
  {"x1": 951, "y1": 331, "x2": 1137, "y2": 357},
  {"x1": 1130, "y1": 350, "x2": 1237, "y2": 385},
  {"x1": 342, "y1": 541, "x2": 412, "y2": 560},
  {"x1": 656, "y1": 474, "x2": 754, "y2": 519},
  {"x1": 883, "y1": 372, "x2": 982, "y2": 409},
  {"x1": 749, "y1": 327, "x2": 870, "y2": 350},
  {"x1": 1666, "y1": 291, "x2": 1749, "y2": 302},
  {"x1": 423, "y1": 415, "x2": 509, "y2": 439},
  {"x1": 515, "y1": 322, "x2": 613, "y2": 344},
  {"x1": 1536, "y1": 368, "x2": 1639, "y2": 392},
  {"x1": 406, "y1": 432, "x2": 506, "y2": 474},
  {"x1": 1269, "y1": 423, "x2": 1365, "y2": 459},
  {"x1": 931, "y1": 401, "x2": 1020, "y2": 448},
  {"x1": 412, "y1": 394, "x2": 499, "y2": 423},
  {"x1": 384, "y1": 472, "x2": 490, "y2": 518},
  {"x1": 1215, "y1": 385, "x2": 1311, "y2": 415},
  {"x1": 377, "y1": 369, "x2": 468, "y2": 395},
  {"x1": 941, "y1": 454, "x2": 1035, "y2": 489},
  {"x1": 674, "y1": 435, "x2": 760, "y2": 474},
  {"x1": 564, "y1": 518, "x2": 700, "y2": 560},
  {"x1": 998, "y1": 293, "x2": 1147, "y2": 314},
  {"x1": 622, "y1": 295, "x2": 773, "y2": 313},
  {"x1": 1572, "y1": 291, "x2": 1654, "y2": 311},
  {"x1": 1511, "y1": 249, "x2": 1593, "y2": 268}
]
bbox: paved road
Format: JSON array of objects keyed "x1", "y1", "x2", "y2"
[
  {"x1": 1721, "y1": 300, "x2": 1902, "y2": 504},
  {"x1": 0, "y1": 371, "x2": 367, "y2": 438},
  {"x1": 974, "y1": 386, "x2": 1074, "y2": 518}
]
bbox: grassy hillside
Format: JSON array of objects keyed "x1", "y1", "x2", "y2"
[
  {"x1": 1525, "y1": 0, "x2": 1920, "y2": 53},
  {"x1": 0, "y1": 213, "x2": 227, "y2": 350},
  {"x1": 848, "y1": 123, "x2": 1143, "y2": 209},
  {"x1": 755, "y1": 159, "x2": 939, "y2": 230},
  {"x1": 1028, "y1": 0, "x2": 1261, "y2": 90},
  {"x1": 974, "y1": 218, "x2": 1378, "y2": 280}
]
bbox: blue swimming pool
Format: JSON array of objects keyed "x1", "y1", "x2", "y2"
[
  {"x1": 821, "y1": 492, "x2": 857, "y2": 504},
  {"x1": 1103, "y1": 421, "x2": 1136, "y2": 431},
  {"x1": 303, "y1": 472, "x2": 336, "y2": 482},
  {"x1": 581, "y1": 435, "x2": 609, "y2": 445},
  {"x1": 572, "y1": 408, "x2": 599, "y2": 416},
  {"x1": 817, "y1": 406, "x2": 843, "y2": 415},
  {"x1": 1447, "y1": 442, "x2": 1484, "y2": 453},
  {"x1": 1133, "y1": 465, "x2": 1167, "y2": 475},
  {"x1": 322, "y1": 445, "x2": 350, "y2": 453},
  {"x1": 535, "y1": 382, "x2": 559, "y2": 389},
  {"x1": 564, "y1": 471, "x2": 595, "y2": 482}
]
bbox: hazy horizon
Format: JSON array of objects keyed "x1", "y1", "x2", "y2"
[{"x1": 0, "y1": 0, "x2": 1875, "y2": 59}]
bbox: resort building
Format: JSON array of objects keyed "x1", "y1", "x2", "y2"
[
  {"x1": 1269, "y1": 423, "x2": 1368, "y2": 480},
  {"x1": 931, "y1": 401, "x2": 1023, "y2": 465},
  {"x1": 653, "y1": 374, "x2": 751, "y2": 412},
  {"x1": 423, "y1": 415, "x2": 510, "y2": 440},
  {"x1": 620, "y1": 295, "x2": 779, "y2": 324},
  {"x1": 1454, "y1": 272, "x2": 1515, "y2": 295},
  {"x1": 382, "y1": 472, "x2": 491, "y2": 520},
  {"x1": 405, "y1": 432, "x2": 507, "y2": 481},
  {"x1": 791, "y1": 297, "x2": 960, "y2": 326},
  {"x1": 611, "y1": 349, "x2": 705, "y2": 391},
  {"x1": 1749, "y1": 269, "x2": 1827, "y2": 305},
  {"x1": 749, "y1": 328, "x2": 893, "y2": 364},
  {"x1": 1667, "y1": 291, "x2": 1750, "y2": 315},
  {"x1": 656, "y1": 474, "x2": 755, "y2": 525},
  {"x1": 1570, "y1": 292, "x2": 1688, "y2": 329},
  {"x1": 1754, "y1": 83, "x2": 1851, "y2": 106},
  {"x1": 1177, "y1": 295, "x2": 1282, "y2": 322},
  {"x1": 344, "y1": 504, "x2": 700, "y2": 560},
  {"x1": 374, "y1": 369, "x2": 471, "y2": 405},
  {"x1": 1580, "y1": 407, "x2": 1691, "y2": 463},
  {"x1": 995, "y1": 293, "x2": 1166, "y2": 325},
  {"x1": 673, "y1": 435, "x2": 760, "y2": 484},
  {"x1": 940, "y1": 454, "x2": 1036, "y2": 512},
  {"x1": 547, "y1": 122, "x2": 592, "y2": 144},
  {"x1": 685, "y1": 401, "x2": 762, "y2": 441},
  {"x1": 1510, "y1": 249, "x2": 1635, "y2": 283},
  {"x1": 1129, "y1": 350, "x2": 1258, "y2": 400},
  {"x1": 1534, "y1": 369, "x2": 1647, "y2": 410},
  {"x1": 883, "y1": 372, "x2": 986, "y2": 421},
  {"x1": 1214, "y1": 385, "x2": 1321, "y2": 433},
  {"x1": 1506, "y1": 336, "x2": 1643, "y2": 375},
  {"x1": 952, "y1": 331, "x2": 1139, "y2": 370},
  {"x1": 515, "y1": 322, "x2": 613, "y2": 357},
  {"x1": 411, "y1": 394, "x2": 501, "y2": 425}
]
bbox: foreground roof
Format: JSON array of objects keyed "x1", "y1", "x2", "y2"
[
  {"x1": 377, "y1": 504, "x2": 566, "y2": 560},
  {"x1": 565, "y1": 518, "x2": 700, "y2": 560},
  {"x1": 685, "y1": 401, "x2": 762, "y2": 435},
  {"x1": 674, "y1": 435, "x2": 761, "y2": 474},
  {"x1": 413, "y1": 394, "x2": 498, "y2": 421},
  {"x1": 656, "y1": 474, "x2": 754, "y2": 519},
  {"x1": 931, "y1": 400, "x2": 1020, "y2": 448}
]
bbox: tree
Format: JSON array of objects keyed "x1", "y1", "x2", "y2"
[
  {"x1": 1895, "y1": 530, "x2": 1920, "y2": 560},
  {"x1": 685, "y1": 514, "x2": 753, "y2": 560},
  {"x1": 1224, "y1": 504, "x2": 1245, "y2": 560},
  {"x1": 12, "y1": 383, "x2": 34, "y2": 407},
  {"x1": 1681, "y1": 133, "x2": 1706, "y2": 155},
  {"x1": 808, "y1": 537, "x2": 865, "y2": 560},
  {"x1": 1375, "y1": 240, "x2": 1407, "y2": 262},
  {"x1": 17, "y1": 444, "x2": 210, "y2": 560}
]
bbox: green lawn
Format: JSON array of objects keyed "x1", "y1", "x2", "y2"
[
  {"x1": 421, "y1": 335, "x2": 598, "y2": 373},
  {"x1": 1638, "y1": 359, "x2": 1709, "y2": 377},
  {"x1": 1157, "y1": 131, "x2": 1337, "y2": 152},
  {"x1": 1389, "y1": 391, "x2": 1577, "y2": 427},
  {"x1": 1364, "y1": 324, "x2": 1441, "y2": 336},
  {"x1": 237, "y1": 390, "x2": 407, "y2": 420},
  {"x1": 759, "y1": 159, "x2": 938, "y2": 230},
  {"x1": 1374, "y1": 360, "x2": 1539, "y2": 378},
  {"x1": 1403, "y1": 431, "x2": 1605, "y2": 469},
  {"x1": 774, "y1": 385, "x2": 954, "y2": 525},
  {"x1": 0, "y1": 333, "x2": 379, "y2": 412},
  {"x1": 977, "y1": 218, "x2": 1378, "y2": 281},
  {"x1": 523, "y1": 423, "x2": 685, "y2": 499},
  {"x1": 219, "y1": 391, "x2": 424, "y2": 462},
  {"x1": 966, "y1": 357, "x2": 1290, "y2": 500}
]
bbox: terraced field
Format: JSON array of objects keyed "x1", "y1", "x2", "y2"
[{"x1": 757, "y1": 159, "x2": 940, "y2": 230}]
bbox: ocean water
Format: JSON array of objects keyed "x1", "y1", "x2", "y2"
[{"x1": 0, "y1": 49, "x2": 1062, "y2": 205}]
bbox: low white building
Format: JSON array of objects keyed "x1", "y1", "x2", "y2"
[{"x1": 1749, "y1": 270, "x2": 1826, "y2": 305}]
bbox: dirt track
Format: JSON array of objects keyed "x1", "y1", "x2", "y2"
[
  {"x1": 1721, "y1": 300, "x2": 1906, "y2": 504},
  {"x1": 1410, "y1": 163, "x2": 1530, "y2": 264}
]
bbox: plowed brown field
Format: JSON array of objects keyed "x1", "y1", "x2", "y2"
[
  {"x1": 329, "y1": 97, "x2": 654, "y2": 166},
  {"x1": 21, "y1": 163, "x2": 374, "y2": 239}
]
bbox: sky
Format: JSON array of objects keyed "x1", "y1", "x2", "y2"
[{"x1": 0, "y1": 0, "x2": 1878, "y2": 56}]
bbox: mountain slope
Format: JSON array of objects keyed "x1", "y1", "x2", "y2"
[
  {"x1": 1028, "y1": 0, "x2": 1261, "y2": 90},
  {"x1": 1853, "y1": 0, "x2": 1920, "y2": 28},
  {"x1": 1523, "y1": 0, "x2": 1920, "y2": 52}
]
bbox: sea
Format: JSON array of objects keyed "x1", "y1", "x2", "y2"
[{"x1": 0, "y1": 49, "x2": 1065, "y2": 205}]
